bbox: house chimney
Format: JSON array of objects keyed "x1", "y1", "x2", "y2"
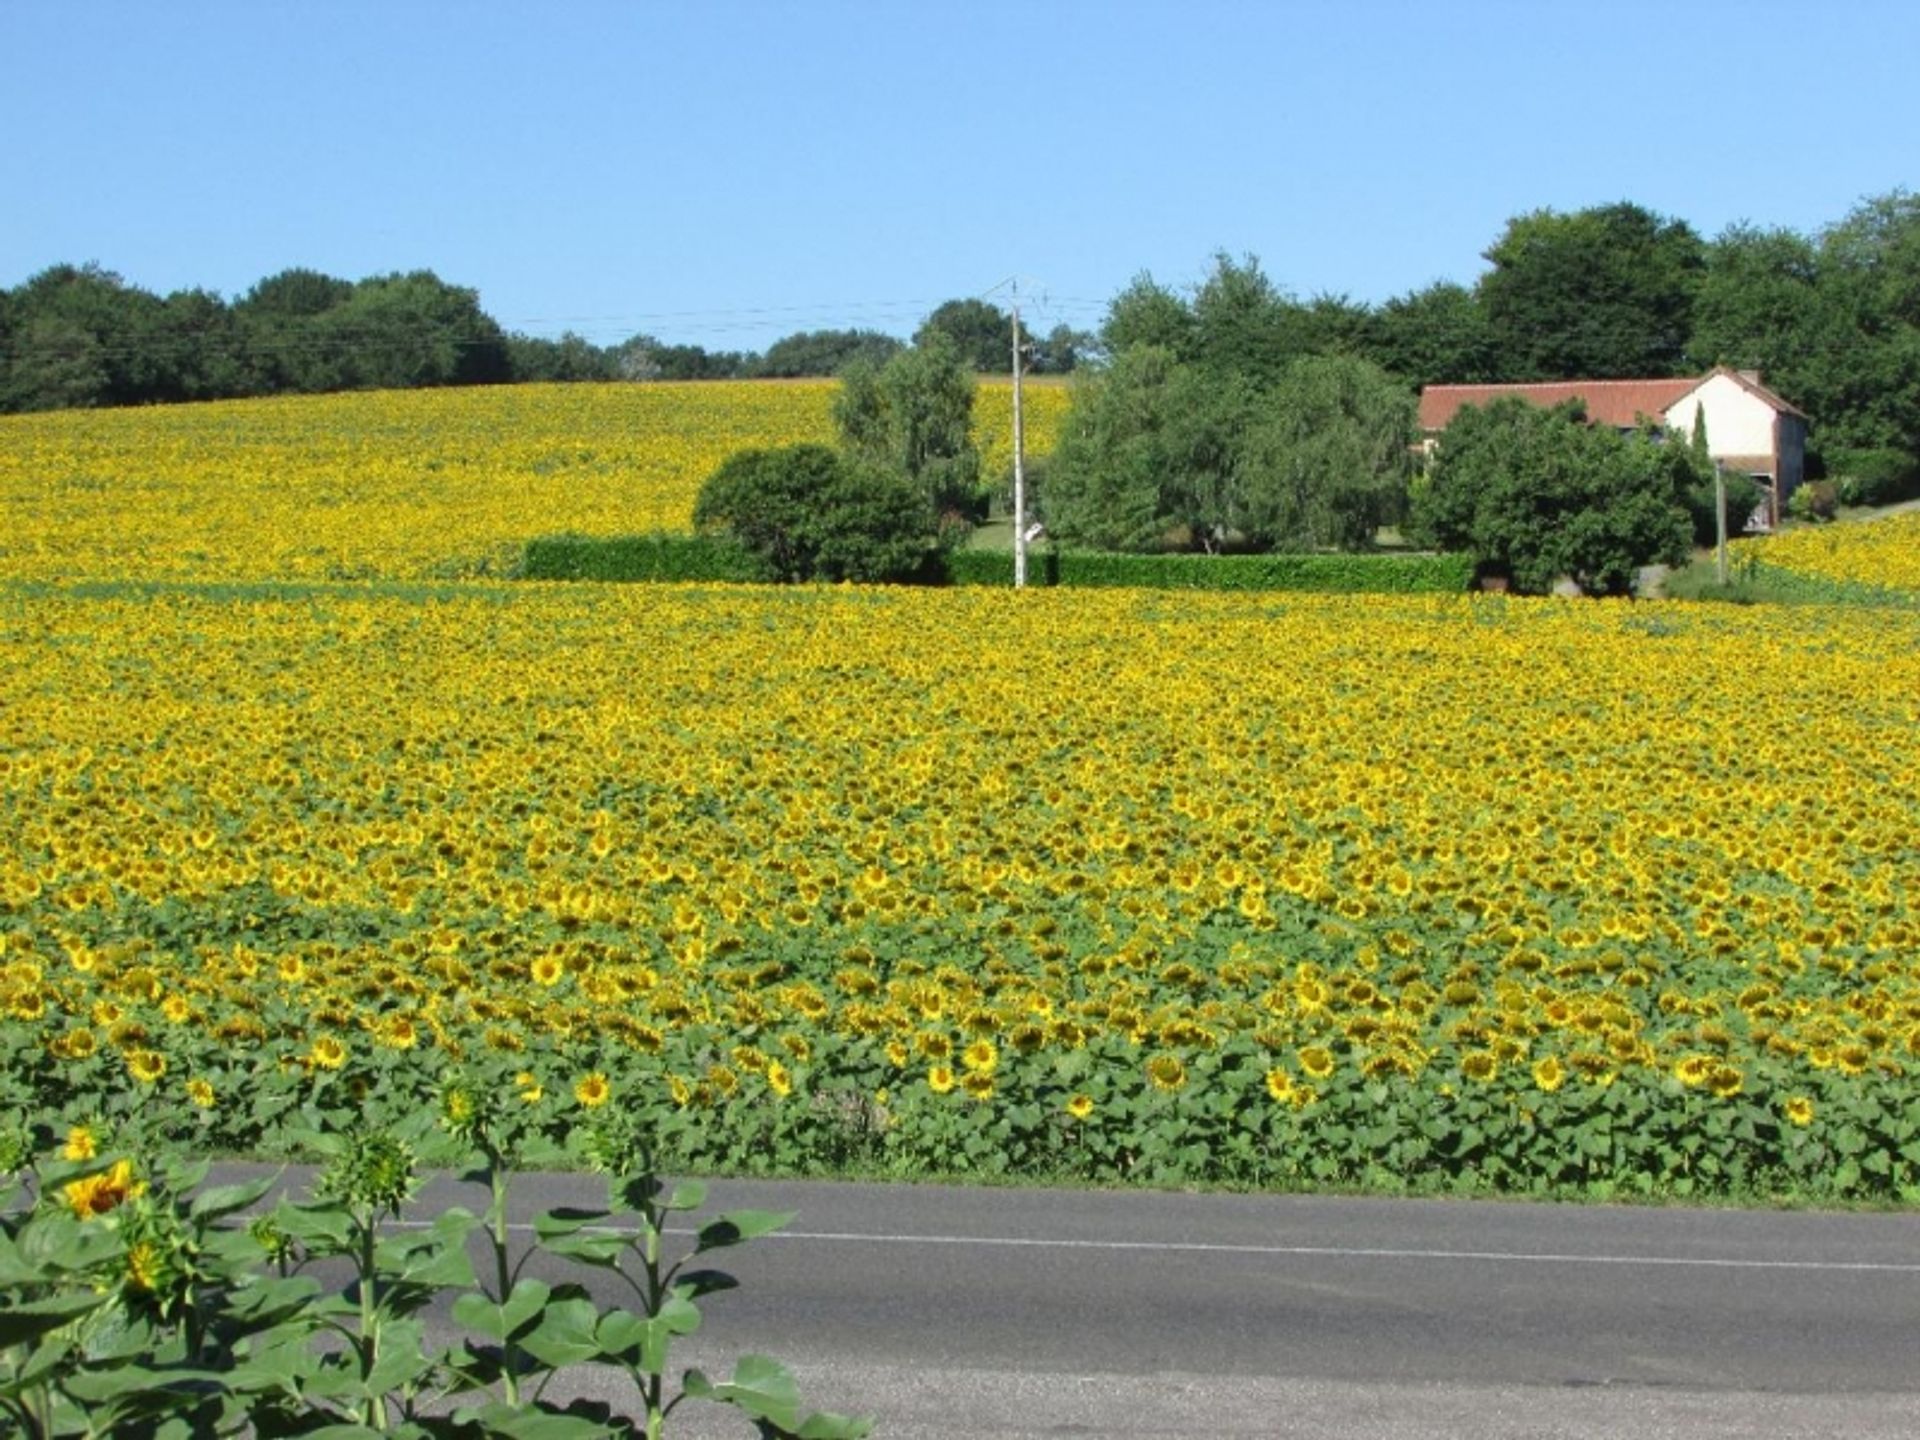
[{"x1": 1737, "y1": 369, "x2": 1762, "y2": 384}]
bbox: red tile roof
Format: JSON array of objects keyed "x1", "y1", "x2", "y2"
[{"x1": 1418, "y1": 378, "x2": 1699, "y2": 432}]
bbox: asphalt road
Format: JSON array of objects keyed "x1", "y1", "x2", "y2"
[{"x1": 211, "y1": 1165, "x2": 1920, "y2": 1438}]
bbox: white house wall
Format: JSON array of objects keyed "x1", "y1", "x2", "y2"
[{"x1": 1663, "y1": 374, "x2": 1778, "y2": 467}]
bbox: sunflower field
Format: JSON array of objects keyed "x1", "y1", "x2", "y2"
[
  {"x1": 4, "y1": 567, "x2": 1919, "y2": 1198},
  {"x1": 1739, "y1": 509, "x2": 1920, "y2": 598},
  {"x1": 0, "y1": 379, "x2": 1069, "y2": 584}
]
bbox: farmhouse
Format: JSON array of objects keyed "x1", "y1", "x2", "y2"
[{"x1": 1419, "y1": 368, "x2": 1808, "y2": 529}]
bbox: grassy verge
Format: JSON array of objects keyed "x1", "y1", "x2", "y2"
[{"x1": 1664, "y1": 558, "x2": 1919, "y2": 608}]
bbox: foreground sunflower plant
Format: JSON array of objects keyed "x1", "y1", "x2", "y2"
[{"x1": 0, "y1": 1107, "x2": 871, "y2": 1440}]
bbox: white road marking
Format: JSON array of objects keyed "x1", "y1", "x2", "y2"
[
  {"x1": 759, "y1": 1229, "x2": 1920, "y2": 1273},
  {"x1": 384, "y1": 1217, "x2": 1920, "y2": 1273}
]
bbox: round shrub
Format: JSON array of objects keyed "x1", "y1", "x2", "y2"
[{"x1": 692, "y1": 444, "x2": 935, "y2": 584}]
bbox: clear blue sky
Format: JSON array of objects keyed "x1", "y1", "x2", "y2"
[{"x1": 4, "y1": 1, "x2": 1915, "y2": 351}]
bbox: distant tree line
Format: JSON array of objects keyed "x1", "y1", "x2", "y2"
[
  {"x1": 1036, "y1": 188, "x2": 1920, "y2": 576},
  {"x1": 0, "y1": 266, "x2": 516, "y2": 411},
  {"x1": 7, "y1": 189, "x2": 1917, "y2": 482},
  {"x1": 1080, "y1": 189, "x2": 1920, "y2": 472},
  {"x1": 0, "y1": 266, "x2": 1088, "y2": 414}
]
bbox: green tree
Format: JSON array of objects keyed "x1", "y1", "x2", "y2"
[
  {"x1": 833, "y1": 331, "x2": 983, "y2": 521},
  {"x1": 692, "y1": 444, "x2": 933, "y2": 583},
  {"x1": 1238, "y1": 355, "x2": 1414, "y2": 550},
  {"x1": 1040, "y1": 344, "x2": 1259, "y2": 551},
  {"x1": 234, "y1": 267, "x2": 356, "y2": 392},
  {"x1": 1478, "y1": 202, "x2": 1706, "y2": 379},
  {"x1": 0, "y1": 263, "x2": 165, "y2": 410},
  {"x1": 1101, "y1": 273, "x2": 1195, "y2": 359},
  {"x1": 238, "y1": 267, "x2": 354, "y2": 319},
  {"x1": 1188, "y1": 252, "x2": 1309, "y2": 386},
  {"x1": 506, "y1": 330, "x2": 617, "y2": 382},
  {"x1": 1030, "y1": 322, "x2": 1093, "y2": 374},
  {"x1": 601, "y1": 334, "x2": 749, "y2": 381},
  {"x1": 1372, "y1": 281, "x2": 1499, "y2": 386},
  {"x1": 1412, "y1": 397, "x2": 1693, "y2": 595},
  {"x1": 1689, "y1": 224, "x2": 1828, "y2": 374},
  {"x1": 914, "y1": 298, "x2": 1011, "y2": 372},
  {"x1": 753, "y1": 329, "x2": 903, "y2": 378},
  {"x1": 1808, "y1": 190, "x2": 1920, "y2": 462},
  {"x1": 653, "y1": 341, "x2": 751, "y2": 380},
  {"x1": 1, "y1": 312, "x2": 108, "y2": 411},
  {"x1": 147, "y1": 288, "x2": 250, "y2": 401},
  {"x1": 317, "y1": 271, "x2": 510, "y2": 391},
  {"x1": 1299, "y1": 292, "x2": 1379, "y2": 358}
]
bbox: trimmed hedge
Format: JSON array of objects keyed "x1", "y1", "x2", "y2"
[
  {"x1": 947, "y1": 547, "x2": 1474, "y2": 593},
  {"x1": 521, "y1": 534, "x2": 1474, "y2": 594}
]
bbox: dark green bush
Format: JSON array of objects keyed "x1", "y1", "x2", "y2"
[
  {"x1": 1411, "y1": 398, "x2": 1695, "y2": 595},
  {"x1": 692, "y1": 444, "x2": 936, "y2": 583},
  {"x1": 1788, "y1": 479, "x2": 1840, "y2": 523},
  {"x1": 1825, "y1": 447, "x2": 1920, "y2": 508}
]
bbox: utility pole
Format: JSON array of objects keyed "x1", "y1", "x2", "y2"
[
  {"x1": 1011, "y1": 283, "x2": 1027, "y2": 589},
  {"x1": 1714, "y1": 459, "x2": 1729, "y2": 586}
]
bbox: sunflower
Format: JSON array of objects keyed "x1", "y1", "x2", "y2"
[
  {"x1": 441, "y1": 1085, "x2": 477, "y2": 1129},
  {"x1": 1674, "y1": 1054, "x2": 1713, "y2": 1088},
  {"x1": 530, "y1": 954, "x2": 564, "y2": 987},
  {"x1": 127, "y1": 1049, "x2": 168, "y2": 1085},
  {"x1": 54, "y1": 1027, "x2": 96, "y2": 1060},
  {"x1": 185, "y1": 1078, "x2": 216, "y2": 1109},
  {"x1": 573, "y1": 1071, "x2": 612, "y2": 1108},
  {"x1": 1461, "y1": 1051, "x2": 1499, "y2": 1083},
  {"x1": 309, "y1": 1035, "x2": 348, "y2": 1071},
  {"x1": 125, "y1": 1241, "x2": 162, "y2": 1294},
  {"x1": 1145, "y1": 1054, "x2": 1188, "y2": 1092},
  {"x1": 514, "y1": 1071, "x2": 543, "y2": 1104},
  {"x1": 1531, "y1": 1055, "x2": 1566, "y2": 1093},
  {"x1": 961, "y1": 1039, "x2": 998, "y2": 1075},
  {"x1": 63, "y1": 1125, "x2": 97, "y2": 1161},
  {"x1": 64, "y1": 1159, "x2": 143, "y2": 1220},
  {"x1": 1264, "y1": 1067, "x2": 1295, "y2": 1104},
  {"x1": 916, "y1": 1031, "x2": 953, "y2": 1060},
  {"x1": 766, "y1": 1061, "x2": 793, "y2": 1099},
  {"x1": 1298, "y1": 1045, "x2": 1335, "y2": 1080},
  {"x1": 1783, "y1": 1095, "x2": 1815, "y2": 1127},
  {"x1": 1065, "y1": 1093, "x2": 1095, "y2": 1120},
  {"x1": 962, "y1": 1072, "x2": 995, "y2": 1101},
  {"x1": 927, "y1": 1064, "x2": 956, "y2": 1095}
]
